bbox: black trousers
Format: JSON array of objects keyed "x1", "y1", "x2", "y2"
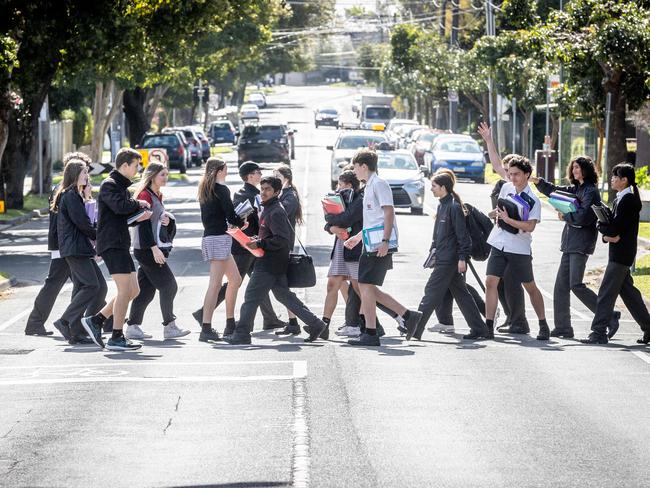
[
  {"x1": 591, "y1": 261, "x2": 650, "y2": 335},
  {"x1": 553, "y1": 252, "x2": 609, "y2": 330},
  {"x1": 235, "y1": 269, "x2": 322, "y2": 336},
  {"x1": 345, "y1": 284, "x2": 398, "y2": 327},
  {"x1": 62, "y1": 257, "x2": 107, "y2": 336},
  {"x1": 498, "y1": 267, "x2": 528, "y2": 327},
  {"x1": 194, "y1": 252, "x2": 281, "y2": 325},
  {"x1": 26, "y1": 258, "x2": 71, "y2": 331},
  {"x1": 437, "y1": 284, "x2": 486, "y2": 324},
  {"x1": 417, "y1": 264, "x2": 486, "y2": 333},
  {"x1": 129, "y1": 249, "x2": 178, "y2": 325}
]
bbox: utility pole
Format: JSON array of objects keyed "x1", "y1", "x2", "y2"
[
  {"x1": 485, "y1": 0, "x2": 497, "y2": 150},
  {"x1": 448, "y1": 1, "x2": 459, "y2": 132}
]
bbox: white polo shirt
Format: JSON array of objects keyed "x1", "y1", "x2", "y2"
[
  {"x1": 363, "y1": 172, "x2": 396, "y2": 231},
  {"x1": 486, "y1": 182, "x2": 541, "y2": 255}
]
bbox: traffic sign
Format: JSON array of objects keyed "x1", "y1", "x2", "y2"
[
  {"x1": 148, "y1": 148, "x2": 169, "y2": 166},
  {"x1": 448, "y1": 89, "x2": 459, "y2": 103},
  {"x1": 0, "y1": 199, "x2": 5, "y2": 214}
]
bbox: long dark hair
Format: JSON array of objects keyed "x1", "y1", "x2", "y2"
[
  {"x1": 198, "y1": 157, "x2": 227, "y2": 204},
  {"x1": 276, "y1": 165, "x2": 304, "y2": 225},
  {"x1": 51, "y1": 161, "x2": 87, "y2": 212},
  {"x1": 432, "y1": 172, "x2": 467, "y2": 215},
  {"x1": 338, "y1": 170, "x2": 360, "y2": 191},
  {"x1": 612, "y1": 163, "x2": 640, "y2": 204},
  {"x1": 134, "y1": 161, "x2": 166, "y2": 199},
  {"x1": 567, "y1": 155, "x2": 598, "y2": 185}
]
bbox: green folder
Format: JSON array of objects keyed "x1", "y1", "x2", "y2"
[{"x1": 549, "y1": 197, "x2": 576, "y2": 214}]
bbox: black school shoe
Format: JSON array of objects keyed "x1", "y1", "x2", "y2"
[
  {"x1": 348, "y1": 332, "x2": 380, "y2": 347},
  {"x1": 224, "y1": 333, "x2": 252, "y2": 345},
  {"x1": 275, "y1": 324, "x2": 301, "y2": 336},
  {"x1": 303, "y1": 324, "x2": 329, "y2": 340},
  {"x1": 53, "y1": 319, "x2": 72, "y2": 340},
  {"x1": 536, "y1": 324, "x2": 551, "y2": 341},
  {"x1": 404, "y1": 311, "x2": 424, "y2": 341},
  {"x1": 263, "y1": 320, "x2": 289, "y2": 331},
  {"x1": 199, "y1": 328, "x2": 222, "y2": 342},
  {"x1": 68, "y1": 334, "x2": 95, "y2": 345},
  {"x1": 304, "y1": 322, "x2": 327, "y2": 343},
  {"x1": 25, "y1": 327, "x2": 53, "y2": 336},
  {"x1": 550, "y1": 327, "x2": 574, "y2": 339},
  {"x1": 608, "y1": 311, "x2": 621, "y2": 339},
  {"x1": 80, "y1": 316, "x2": 105, "y2": 348},
  {"x1": 580, "y1": 332, "x2": 608, "y2": 344},
  {"x1": 463, "y1": 328, "x2": 490, "y2": 340}
]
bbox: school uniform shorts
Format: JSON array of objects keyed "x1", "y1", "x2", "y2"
[{"x1": 100, "y1": 248, "x2": 136, "y2": 275}]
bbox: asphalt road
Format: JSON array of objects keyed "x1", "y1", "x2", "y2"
[{"x1": 0, "y1": 85, "x2": 649, "y2": 488}]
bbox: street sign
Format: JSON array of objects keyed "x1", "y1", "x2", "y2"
[
  {"x1": 148, "y1": 148, "x2": 169, "y2": 166},
  {"x1": 89, "y1": 162, "x2": 114, "y2": 176},
  {"x1": 448, "y1": 89, "x2": 459, "y2": 103}
]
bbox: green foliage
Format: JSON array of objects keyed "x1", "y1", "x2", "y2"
[
  {"x1": 500, "y1": 0, "x2": 540, "y2": 31},
  {"x1": 357, "y1": 43, "x2": 386, "y2": 85},
  {"x1": 636, "y1": 166, "x2": 650, "y2": 190}
]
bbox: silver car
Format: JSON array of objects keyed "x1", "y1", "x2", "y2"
[
  {"x1": 327, "y1": 130, "x2": 388, "y2": 190},
  {"x1": 376, "y1": 149, "x2": 429, "y2": 214}
]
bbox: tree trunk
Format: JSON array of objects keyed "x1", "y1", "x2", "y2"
[
  {"x1": 606, "y1": 86, "x2": 628, "y2": 200},
  {"x1": 90, "y1": 81, "x2": 124, "y2": 163},
  {"x1": 595, "y1": 118, "x2": 605, "y2": 176},
  {"x1": 123, "y1": 87, "x2": 150, "y2": 147},
  {"x1": 550, "y1": 113, "x2": 560, "y2": 150},
  {"x1": 521, "y1": 109, "x2": 531, "y2": 160}
]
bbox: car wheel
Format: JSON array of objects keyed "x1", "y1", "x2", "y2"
[
  {"x1": 475, "y1": 174, "x2": 485, "y2": 184},
  {"x1": 411, "y1": 207, "x2": 424, "y2": 215},
  {"x1": 179, "y1": 161, "x2": 187, "y2": 174},
  {"x1": 315, "y1": 123, "x2": 319, "y2": 129}
]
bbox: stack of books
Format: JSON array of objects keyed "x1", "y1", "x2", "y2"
[
  {"x1": 497, "y1": 192, "x2": 535, "y2": 234},
  {"x1": 234, "y1": 199, "x2": 254, "y2": 220},
  {"x1": 549, "y1": 191, "x2": 579, "y2": 214},
  {"x1": 322, "y1": 193, "x2": 351, "y2": 240},
  {"x1": 591, "y1": 204, "x2": 613, "y2": 224},
  {"x1": 85, "y1": 200, "x2": 97, "y2": 225},
  {"x1": 362, "y1": 225, "x2": 398, "y2": 254}
]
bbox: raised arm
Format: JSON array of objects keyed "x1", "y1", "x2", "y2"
[{"x1": 477, "y1": 122, "x2": 506, "y2": 180}]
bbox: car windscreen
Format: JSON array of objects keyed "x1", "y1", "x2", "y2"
[
  {"x1": 211, "y1": 123, "x2": 231, "y2": 131},
  {"x1": 319, "y1": 109, "x2": 338, "y2": 115},
  {"x1": 434, "y1": 139, "x2": 482, "y2": 153},
  {"x1": 377, "y1": 154, "x2": 419, "y2": 170},
  {"x1": 242, "y1": 126, "x2": 283, "y2": 139},
  {"x1": 142, "y1": 135, "x2": 177, "y2": 147},
  {"x1": 365, "y1": 107, "x2": 391, "y2": 120},
  {"x1": 337, "y1": 135, "x2": 386, "y2": 150}
]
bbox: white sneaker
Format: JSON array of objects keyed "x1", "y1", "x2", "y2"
[
  {"x1": 124, "y1": 324, "x2": 152, "y2": 340},
  {"x1": 429, "y1": 323, "x2": 455, "y2": 334},
  {"x1": 164, "y1": 321, "x2": 191, "y2": 339},
  {"x1": 335, "y1": 325, "x2": 361, "y2": 337}
]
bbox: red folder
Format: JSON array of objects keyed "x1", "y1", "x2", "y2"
[{"x1": 226, "y1": 228, "x2": 264, "y2": 257}]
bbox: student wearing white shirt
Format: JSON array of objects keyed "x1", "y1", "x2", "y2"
[
  {"x1": 478, "y1": 123, "x2": 549, "y2": 341},
  {"x1": 344, "y1": 149, "x2": 422, "y2": 347}
]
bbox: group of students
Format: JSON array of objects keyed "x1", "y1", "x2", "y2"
[{"x1": 25, "y1": 128, "x2": 650, "y2": 349}]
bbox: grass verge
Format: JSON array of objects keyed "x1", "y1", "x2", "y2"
[
  {"x1": 211, "y1": 145, "x2": 234, "y2": 155},
  {"x1": 639, "y1": 223, "x2": 650, "y2": 240},
  {"x1": 1, "y1": 194, "x2": 50, "y2": 219},
  {"x1": 633, "y1": 252, "x2": 650, "y2": 299},
  {"x1": 0, "y1": 271, "x2": 9, "y2": 279},
  {"x1": 484, "y1": 163, "x2": 502, "y2": 185}
]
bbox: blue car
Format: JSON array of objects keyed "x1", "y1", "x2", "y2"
[
  {"x1": 425, "y1": 134, "x2": 486, "y2": 183},
  {"x1": 209, "y1": 120, "x2": 237, "y2": 145}
]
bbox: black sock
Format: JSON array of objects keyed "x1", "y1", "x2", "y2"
[
  {"x1": 486, "y1": 319, "x2": 494, "y2": 328},
  {"x1": 402, "y1": 310, "x2": 411, "y2": 320},
  {"x1": 226, "y1": 317, "x2": 236, "y2": 327},
  {"x1": 93, "y1": 313, "x2": 107, "y2": 326},
  {"x1": 289, "y1": 318, "x2": 299, "y2": 328},
  {"x1": 365, "y1": 328, "x2": 377, "y2": 336},
  {"x1": 201, "y1": 323, "x2": 212, "y2": 333},
  {"x1": 111, "y1": 329, "x2": 124, "y2": 340},
  {"x1": 539, "y1": 319, "x2": 548, "y2": 328},
  {"x1": 322, "y1": 317, "x2": 331, "y2": 325}
]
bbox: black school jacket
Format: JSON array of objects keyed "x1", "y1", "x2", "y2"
[
  {"x1": 535, "y1": 178, "x2": 600, "y2": 255},
  {"x1": 431, "y1": 193, "x2": 471, "y2": 265},
  {"x1": 57, "y1": 189, "x2": 96, "y2": 258},
  {"x1": 255, "y1": 196, "x2": 293, "y2": 275},
  {"x1": 231, "y1": 182, "x2": 261, "y2": 255},
  {"x1": 96, "y1": 170, "x2": 141, "y2": 255},
  {"x1": 598, "y1": 190, "x2": 641, "y2": 267},
  {"x1": 324, "y1": 188, "x2": 363, "y2": 262}
]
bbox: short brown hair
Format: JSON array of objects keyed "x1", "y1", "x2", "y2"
[
  {"x1": 115, "y1": 148, "x2": 142, "y2": 169},
  {"x1": 352, "y1": 148, "x2": 378, "y2": 172},
  {"x1": 503, "y1": 153, "x2": 532, "y2": 175},
  {"x1": 63, "y1": 151, "x2": 92, "y2": 167}
]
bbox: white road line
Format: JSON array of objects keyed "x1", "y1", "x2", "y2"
[
  {"x1": 536, "y1": 284, "x2": 589, "y2": 320},
  {"x1": 0, "y1": 375, "x2": 295, "y2": 386},
  {"x1": 0, "y1": 360, "x2": 302, "y2": 371},
  {"x1": 632, "y1": 351, "x2": 650, "y2": 365},
  {"x1": 292, "y1": 371, "x2": 310, "y2": 488}
]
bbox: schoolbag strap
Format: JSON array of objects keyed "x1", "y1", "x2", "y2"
[{"x1": 285, "y1": 216, "x2": 308, "y2": 255}]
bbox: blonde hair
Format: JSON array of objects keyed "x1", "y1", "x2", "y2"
[
  {"x1": 51, "y1": 161, "x2": 86, "y2": 212},
  {"x1": 133, "y1": 162, "x2": 166, "y2": 199},
  {"x1": 197, "y1": 157, "x2": 227, "y2": 204}
]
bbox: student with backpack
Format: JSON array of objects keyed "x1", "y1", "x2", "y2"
[
  {"x1": 582, "y1": 164, "x2": 650, "y2": 345},
  {"x1": 51, "y1": 160, "x2": 108, "y2": 345},
  {"x1": 81, "y1": 148, "x2": 153, "y2": 351},
  {"x1": 532, "y1": 156, "x2": 620, "y2": 339},
  {"x1": 125, "y1": 162, "x2": 190, "y2": 341},
  {"x1": 405, "y1": 172, "x2": 489, "y2": 341}
]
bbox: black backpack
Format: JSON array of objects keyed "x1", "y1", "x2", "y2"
[{"x1": 464, "y1": 203, "x2": 493, "y2": 261}]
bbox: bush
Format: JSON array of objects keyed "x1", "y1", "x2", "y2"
[{"x1": 636, "y1": 165, "x2": 650, "y2": 190}]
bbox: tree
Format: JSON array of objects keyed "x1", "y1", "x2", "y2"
[
  {"x1": 357, "y1": 43, "x2": 386, "y2": 86},
  {"x1": 0, "y1": 34, "x2": 18, "y2": 178},
  {"x1": 548, "y1": 0, "x2": 650, "y2": 194}
]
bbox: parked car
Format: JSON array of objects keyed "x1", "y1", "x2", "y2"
[
  {"x1": 163, "y1": 127, "x2": 201, "y2": 167},
  {"x1": 385, "y1": 118, "x2": 419, "y2": 146},
  {"x1": 376, "y1": 146, "x2": 428, "y2": 215},
  {"x1": 281, "y1": 122, "x2": 297, "y2": 159},
  {"x1": 139, "y1": 132, "x2": 187, "y2": 173},
  {"x1": 209, "y1": 120, "x2": 238, "y2": 145},
  {"x1": 237, "y1": 123, "x2": 291, "y2": 166},
  {"x1": 248, "y1": 92, "x2": 267, "y2": 108},
  {"x1": 327, "y1": 130, "x2": 388, "y2": 190},
  {"x1": 314, "y1": 107, "x2": 340, "y2": 128},
  {"x1": 412, "y1": 130, "x2": 449, "y2": 166},
  {"x1": 400, "y1": 125, "x2": 428, "y2": 149},
  {"x1": 239, "y1": 103, "x2": 260, "y2": 122},
  {"x1": 180, "y1": 127, "x2": 206, "y2": 165},
  {"x1": 426, "y1": 134, "x2": 486, "y2": 183}
]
